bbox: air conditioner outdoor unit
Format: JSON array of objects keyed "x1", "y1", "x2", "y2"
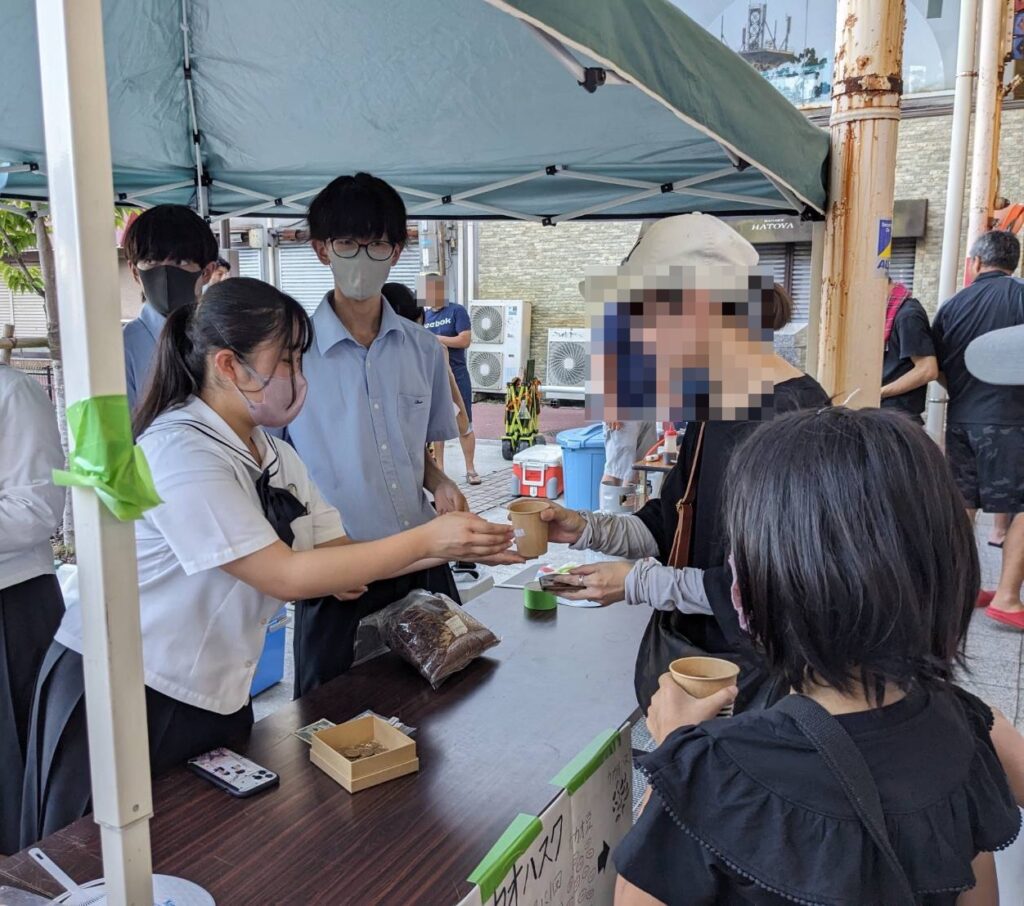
[
  {"x1": 541, "y1": 327, "x2": 589, "y2": 402},
  {"x1": 468, "y1": 300, "x2": 531, "y2": 393}
]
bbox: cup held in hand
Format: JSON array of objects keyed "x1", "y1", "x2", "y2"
[
  {"x1": 508, "y1": 499, "x2": 549, "y2": 558},
  {"x1": 669, "y1": 656, "x2": 740, "y2": 716}
]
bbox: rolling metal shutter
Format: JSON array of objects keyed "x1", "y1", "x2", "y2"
[
  {"x1": 790, "y1": 243, "x2": 812, "y2": 323},
  {"x1": 756, "y1": 243, "x2": 788, "y2": 286},
  {"x1": 888, "y1": 238, "x2": 917, "y2": 291},
  {"x1": 236, "y1": 248, "x2": 263, "y2": 280}
]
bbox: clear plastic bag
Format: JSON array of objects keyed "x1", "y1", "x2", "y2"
[{"x1": 379, "y1": 590, "x2": 500, "y2": 689}]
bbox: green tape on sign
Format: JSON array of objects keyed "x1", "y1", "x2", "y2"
[
  {"x1": 468, "y1": 812, "x2": 542, "y2": 902},
  {"x1": 53, "y1": 395, "x2": 162, "y2": 521},
  {"x1": 550, "y1": 728, "x2": 620, "y2": 794}
]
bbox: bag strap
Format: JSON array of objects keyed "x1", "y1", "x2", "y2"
[
  {"x1": 667, "y1": 423, "x2": 706, "y2": 569},
  {"x1": 776, "y1": 695, "x2": 917, "y2": 905}
]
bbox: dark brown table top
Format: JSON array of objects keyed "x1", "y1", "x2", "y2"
[{"x1": 0, "y1": 589, "x2": 649, "y2": 905}]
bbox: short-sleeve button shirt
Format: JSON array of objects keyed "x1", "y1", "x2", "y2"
[
  {"x1": 285, "y1": 292, "x2": 458, "y2": 542},
  {"x1": 123, "y1": 302, "x2": 165, "y2": 412},
  {"x1": 55, "y1": 397, "x2": 345, "y2": 714}
]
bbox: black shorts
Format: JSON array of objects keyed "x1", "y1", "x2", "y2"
[{"x1": 945, "y1": 424, "x2": 1024, "y2": 512}]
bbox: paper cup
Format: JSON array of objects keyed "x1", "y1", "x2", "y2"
[
  {"x1": 508, "y1": 499, "x2": 549, "y2": 558},
  {"x1": 669, "y1": 656, "x2": 740, "y2": 717}
]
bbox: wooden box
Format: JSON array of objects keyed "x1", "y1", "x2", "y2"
[{"x1": 309, "y1": 715, "x2": 418, "y2": 793}]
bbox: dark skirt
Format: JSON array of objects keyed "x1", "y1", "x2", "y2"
[
  {"x1": 0, "y1": 574, "x2": 63, "y2": 855},
  {"x1": 293, "y1": 563, "x2": 460, "y2": 698},
  {"x1": 20, "y1": 643, "x2": 253, "y2": 848}
]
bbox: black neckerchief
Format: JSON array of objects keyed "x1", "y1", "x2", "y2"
[{"x1": 147, "y1": 418, "x2": 308, "y2": 546}]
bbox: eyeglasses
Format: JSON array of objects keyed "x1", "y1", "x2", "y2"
[{"x1": 327, "y1": 238, "x2": 396, "y2": 261}]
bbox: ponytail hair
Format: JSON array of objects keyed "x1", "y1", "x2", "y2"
[{"x1": 132, "y1": 277, "x2": 313, "y2": 437}]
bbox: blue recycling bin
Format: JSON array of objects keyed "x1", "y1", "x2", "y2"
[
  {"x1": 556, "y1": 423, "x2": 607, "y2": 511},
  {"x1": 251, "y1": 607, "x2": 288, "y2": 696}
]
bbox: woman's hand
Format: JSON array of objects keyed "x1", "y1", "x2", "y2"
[
  {"x1": 537, "y1": 502, "x2": 587, "y2": 544},
  {"x1": 425, "y1": 512, "x2": 515, "y2": 561},
  {"x1": 558, "y1": 561, "x2": 634, "y2": 606},
  {"x1": 646, "y1": 673, "x2": 737, "y2": 746}
]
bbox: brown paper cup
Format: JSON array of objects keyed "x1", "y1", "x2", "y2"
[
  {"x1": 669, "y1": 656, "x2": 740, "y2": 717},
  {"x1": 508, "y1": 499, "x2": 549, "y2": 558}
]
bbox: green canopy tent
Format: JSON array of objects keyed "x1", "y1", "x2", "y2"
[{"x1": 9, "y1": 1, "x2": 828, "y2": 901}]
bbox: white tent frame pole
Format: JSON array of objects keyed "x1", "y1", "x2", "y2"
[
  {"x1": 525, "y1": 23, "x2": 629, "y2": 86},
  {"x1": 208, "y1": 185, "x2": 316, "y2": 223},
  {"x1": 925, "y1": 0, "x2": 979, "y2": 440},
  {"x1": 180, "y1": 0, "x2": 207, "y2": 218},
  {"x1": 35, "y1": 1, "x2": 154, "y2": 903},
  {"x1": 118, "y1": 179, "x2": 195, "y2": 206}
]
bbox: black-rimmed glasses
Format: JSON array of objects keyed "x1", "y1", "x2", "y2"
[{"x1": 327, "y1": 238, "x2": 396, "y2": 261}]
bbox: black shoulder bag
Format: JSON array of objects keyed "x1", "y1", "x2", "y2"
[{"x1": 776, "y1": 695, "x2": 917, "y2": 905}]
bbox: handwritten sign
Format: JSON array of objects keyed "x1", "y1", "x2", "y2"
[
  {"x1": 552, "y1": 727, "x2": 633, "y2": 906},
  {"x1": 467, "y1": 794, "x2": 573, "y2": 906}
]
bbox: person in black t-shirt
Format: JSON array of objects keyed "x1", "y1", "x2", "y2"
[
  {"x1": 879, "y1": 276, "x2": 937, "y2": 422},
  {"x1": 614, "y1": 408, "x2": 1024, "y2": 906},
  {"x1": 933, "y1": 230, "x2": 1024, "y2": 618}
]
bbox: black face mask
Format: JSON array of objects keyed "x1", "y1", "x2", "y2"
[{"x1": 138, "y1": 265, "x2": 201, "y2": 317}]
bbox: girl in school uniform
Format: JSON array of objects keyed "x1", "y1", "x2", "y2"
[{"x1": 20, "y1": 278, "x2": 513, "y2": 845}]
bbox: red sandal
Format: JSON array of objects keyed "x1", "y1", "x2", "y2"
[
  {"x1": 976, "y1": 590, "x2": 996, "y2": 609},
  {"x1": 986, "y1": 607, "x2": 1024, "y2": 630}
]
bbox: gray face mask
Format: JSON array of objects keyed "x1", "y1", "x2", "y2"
[
  {"x1": 138, "y1": 265, "x2": 201, "y2": 316},
  {"x1": 328, "y1": 248, "x2": 393, "y2": 301}
]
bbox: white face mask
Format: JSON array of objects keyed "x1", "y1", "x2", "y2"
[{"x1": 328, "y1": 247, "x2": 393, "y2": 301}]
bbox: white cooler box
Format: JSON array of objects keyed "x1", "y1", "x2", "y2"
[{"x1": 510, "y1": 444, "x2": 564, "y2": 500}]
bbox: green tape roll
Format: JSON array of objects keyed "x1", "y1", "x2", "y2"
[{"x1": 524, "y1": 580, "x2": 557, "y2": 611}]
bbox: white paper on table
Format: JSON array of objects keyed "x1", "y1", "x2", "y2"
[{"x1": 455, "y1": 885, "x2": 484, "y2": 906}]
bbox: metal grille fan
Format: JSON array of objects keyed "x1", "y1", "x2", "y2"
[
  {"x1": 471, "y1": 305, "x2": 504, "y2": 343},
  {"x1": 546, "y1": 340, "x2": 588, "y2": 387},
  {"x1": 469, "y1": 350, "x2": 503, "y2": 390}
]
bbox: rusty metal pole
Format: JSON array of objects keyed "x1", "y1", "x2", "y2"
[{"x1": 816, "y1": 0, "x2": 906, "y2": 407}]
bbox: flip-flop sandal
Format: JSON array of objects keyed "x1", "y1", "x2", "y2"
[
  {"x1": 985, "y1": 606, "x2": 1024, "y2": 629},
  {"x1": 466, "y1": 471, "x2": 482, "y2": 486},
  {"x1": 977, "y1": 590, "x2": 996, "y2": 609},
  {"x1": 988, "y1": 541, "x2": 1005, "y2": 549}
]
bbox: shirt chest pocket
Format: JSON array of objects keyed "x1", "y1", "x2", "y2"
[
  {"x1": 290, "y1": 513, "x2": 315, "y2": 552},
  {"x1": 398, "y1": 392, "x2": 431, "y2": 454}
]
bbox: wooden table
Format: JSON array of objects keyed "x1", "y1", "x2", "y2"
[{"x1": 0, "y1": 589, "x2": 650, "y2": 905}]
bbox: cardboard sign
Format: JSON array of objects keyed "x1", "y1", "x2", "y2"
[{"x1": 551, "y1": 726, "x2": 633, "y2": 906}]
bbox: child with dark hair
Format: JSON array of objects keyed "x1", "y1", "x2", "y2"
[
  {"x1": 614, "y1": 407, "x2": 1024, "y2": 906},
  {"x1": 20, "y1": 278, "x2": 514, "y2": 845},
  {"x1": 122, "y1": 204, "x2": 220, "y2": 410}
]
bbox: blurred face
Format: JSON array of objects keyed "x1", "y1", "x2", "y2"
[
  {"x1": 423, "y1": 275, "x2": 446, "y2": 308},
  {"x1": 209, "y1": 265, "x2": 231, "y2": 285},
  {"x1": 584, "y1": 265, "x2": 775, "y2": 423}
]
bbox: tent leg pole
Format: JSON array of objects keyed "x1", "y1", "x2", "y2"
[
  {"x1": 926, "y1": 0, "x2": 981, "y2": 441},
  {"x1": 35, "y1": 1, "x2": 154, "y2": 903},
  {"x1": 816, "y1": 0, "x2": 905, "y2": 407}
]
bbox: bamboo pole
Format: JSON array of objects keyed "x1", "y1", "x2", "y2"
[
  {"x1": 0, "y1": 335, "x2": 49, "y2": 350},
  {"x1": 816, "y1": 0, "x2": 906, "y2": 407}
]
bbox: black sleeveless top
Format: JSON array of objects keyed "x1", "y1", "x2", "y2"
[
  {"x1": 615, "y1": 686, "x2": 1020, "y2": 905},
  {"x1": 634, "y1": 375, "x2": 831, "y2": 569}
]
